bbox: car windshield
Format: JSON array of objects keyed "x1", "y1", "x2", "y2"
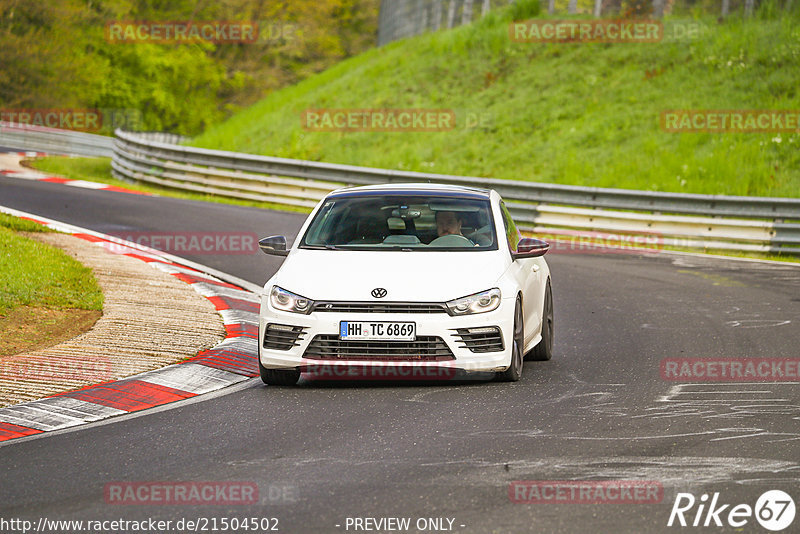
[{"x1": 300, "y1": 194, "x2": 497, "y2": 251}]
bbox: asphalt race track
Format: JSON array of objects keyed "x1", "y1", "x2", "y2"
[{"x1": 2, "y1": 176, "x2": 799, "y2": 533}]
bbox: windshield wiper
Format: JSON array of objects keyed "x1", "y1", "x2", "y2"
[{"x1": 302, "y1": 244, "x2": 341, "y2": 250}]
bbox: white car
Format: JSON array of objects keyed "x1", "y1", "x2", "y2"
[{"x1": 257, "y1": 183, "x2": 553, "y2": 385}]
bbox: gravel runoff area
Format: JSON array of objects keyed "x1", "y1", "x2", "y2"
[{"x1": 0, "y1": 232, "x2": 226, "y2": 407}]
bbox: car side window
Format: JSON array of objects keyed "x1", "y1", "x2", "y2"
[{"x1": 500, "y1": 202, "x2": 521, "y2": 253}]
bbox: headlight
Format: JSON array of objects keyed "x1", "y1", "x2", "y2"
[
  {"x1": 446, "y1": 288, "x2": 501, "y2": 316},
  {"x1": 270, "y1": 286, "x2": 313, "y2": 314}
]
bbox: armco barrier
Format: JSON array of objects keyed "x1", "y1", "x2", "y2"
[
  {"x1": 0, "y1": 122, "x2": 115, "y2": 157},
  {"x1": 110, "y1": 129, "x2": 800, "y2": 256},
  {"x1": 4, "y1": 124, "x2": 799, "y2": 255}
]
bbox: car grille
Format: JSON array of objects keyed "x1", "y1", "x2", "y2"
[
  {"x1": 263, "y1": 324, "x2": 307, "y2": 351},
  {"x1": 452, "y1": 327, "x2": 504, "y2": 353},
  {"x1": 311, "y1": 301, "x2": 448, "y2": 314},
  {"x1": 303, "y1": 335, "x2": 455, "y2": 361}
]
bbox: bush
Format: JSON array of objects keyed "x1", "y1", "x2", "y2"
[{"x1": 508, "y1": 0, "x2": 542, "y2": 21}]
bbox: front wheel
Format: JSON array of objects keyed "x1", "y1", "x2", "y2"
[
  {"x1": 526, "y1": 279, "x2": 553, "y2": 361},
  {"x1": 259, "y1": 356, "x2": 300, "y2": 386},
  {"x1": 496, "y1": 298, "x2": 524, "y2": 382}
]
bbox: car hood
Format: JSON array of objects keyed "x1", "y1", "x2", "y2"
[{"x1": 272, "y1": 249, "x2": 507, "y2": 302}]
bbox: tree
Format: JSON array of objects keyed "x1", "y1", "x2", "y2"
[
  {"x1": 447, "y1": 0, "x2": 456, "y2": 28},
  {"x1": 462, "y1": 0, "x2": 473, "y2": 24}
]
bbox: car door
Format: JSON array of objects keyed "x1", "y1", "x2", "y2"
[{"x1": 499, "y1": 201, "x2": 544, "y2": 350}]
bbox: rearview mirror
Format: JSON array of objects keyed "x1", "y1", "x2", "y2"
[
  {"x1": 513, "y1": 238, "x2": 549, "y2": 259},
  {"x1": 259, "y1": 235, "x2": 289, "y2": 256}
]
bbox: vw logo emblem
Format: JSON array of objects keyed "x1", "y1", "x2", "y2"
[{"x1": 371, "y1": 288, "x2": 387, "y2": 298}]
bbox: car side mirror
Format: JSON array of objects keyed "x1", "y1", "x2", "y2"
[
  {"x1": 513, "y1": 238, "x2": 549, "y2": 259},
  {"x1": 259, "y1": 235, "x2": 289, "y2": 256}
]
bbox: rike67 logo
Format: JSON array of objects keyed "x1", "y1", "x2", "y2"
[{"x1": 668, "y1": 490, "x2": 795, "y2": 531}]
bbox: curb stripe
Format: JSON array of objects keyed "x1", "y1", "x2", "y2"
[
  {"x1": 134, "y1": 364, "x2": 248, "y2": 395},
  {"x1": 225, "y1": 323, "x2": 258, "y2": 338},
  {"x1": 192, "y1": 282, "x2": 260, "y2": 303},
  {"x1": 0, "y1": 422, "x2": 42, "y2": 440},
  {"x1": 0, "y1": 206, "x2": 262, "y2": 444},
  {"x1": 219, "y1": 309, "x2": 259, "y2": 326},
  {"x1": 1, "y1": 152, "x2": 148, "y2": 194},
  {"x1": 189, "y1": 349, "x2": 259, "y2": 376},
  {"x1": 214, "y1": 296, "x2": 260, "y2": 314},
  {"x1": 206, "y1": 295, "x2": 230, "y2": 311},
  {"x1": 59, "y1": 380, "x2": 197, "y2": 412},
  {"x1": 172, "y1": 272, "x2": 242, "y2": 289},
  {"x1": 123, "y1": 253, "x2": 184, "y2": 266},
  {"x1": 0, "y1": 398, "x2": 126, "y2": 431}
]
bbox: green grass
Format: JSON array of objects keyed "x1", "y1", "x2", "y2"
[
  {"x1": 0, "y1": 213, "x2": 54, "y2": 233},
  {"x1": 28, "y1": 157, "x2": 312, "y2": 214},
  {"x1": 0, "y1": 216, "x2": 103, "y2": 316},
  {"x1": 190, "y1": 6, "x2": 800, "y2": 198}
]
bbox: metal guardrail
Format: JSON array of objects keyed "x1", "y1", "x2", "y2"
[
  {"x1": 110, "y1": 129, "x2": 800, "y2": 256},
  {"x1": 0, "y1": 123, "x2": 115, "y2": 157},
  {"x1": 2, "y1": 124, "x2": 798, "y2": 256}
]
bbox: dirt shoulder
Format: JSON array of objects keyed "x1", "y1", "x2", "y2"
[
  {"x1": 0, "y1": 306, "x2": 102, "y2": 357},
  {"x1": 0, "y1": 232, "x2": 226, "y2": 408}
]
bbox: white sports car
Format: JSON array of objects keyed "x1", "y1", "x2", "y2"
[{"x1": 257, "y1": 183, "x2": 553, "y2": 385}]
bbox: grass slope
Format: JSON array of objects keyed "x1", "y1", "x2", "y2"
[
  {"x1": 191, "y1": 7, "x2": 800, "y2": 197},
  {"x1": 0, "y1": 214, "x2": 103, "y2": 316}
]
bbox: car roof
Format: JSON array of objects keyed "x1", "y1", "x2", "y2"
[{"x1": 328, "y1": 182, "x2": 491, "y2": 199}]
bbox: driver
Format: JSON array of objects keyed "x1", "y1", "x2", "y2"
[
  {"x1": 434, "y1": 211, "x2": 477, "y2": 246},
  {"x1": 435, "y1": 211, "x2": 464, "y2": 237}
]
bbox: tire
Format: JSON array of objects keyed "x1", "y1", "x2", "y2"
[
  {"x1": 526, "y1": 279, "x2": 553, "y2": 361},
  {"x1": 259, "y1": 356, "x2": 300, "y2": 386},
  {"x1": 497, "y1": 298, "x2": 524, "y2": 382}
]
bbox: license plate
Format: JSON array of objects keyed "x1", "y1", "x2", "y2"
[{"x1": 339, "y1": 321, "x2": 416, "y2": 341}]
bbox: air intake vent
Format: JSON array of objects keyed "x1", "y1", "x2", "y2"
[
  {"x1": 303, "y1": 335, "x2": 455, "y2": 361},
  {"x1": 452, "y1": 327, "x2": 504, "y2": 353},
  {"x1": 263, "y1": 324, "x2": 307, "y2": 351}
]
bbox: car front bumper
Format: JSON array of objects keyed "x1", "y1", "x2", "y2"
[{"x1": 258, "y1": 296, "x2": 516, "y2": 375}]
